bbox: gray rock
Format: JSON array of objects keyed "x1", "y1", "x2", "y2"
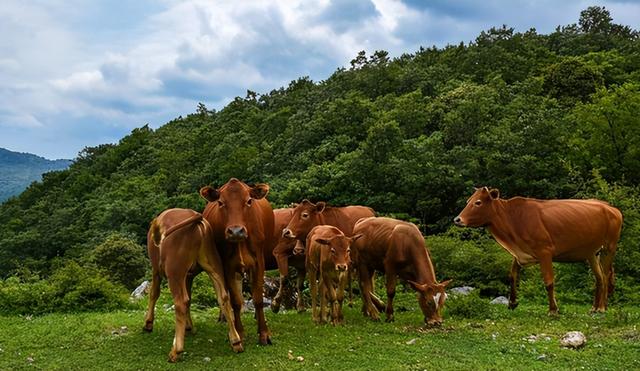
[
  {"x1": 243, "y1": 297, "x2": 273, "y2": 313},
  {"x1": 131, "y1": 281, "x2": 150, "y2": 299},
  {"x1": 560, "y1": 331, "x2": 586, "y2": 349},
  {"x1": 449, "y1": 286, "x2": 475, "y2": 296},
  {"x1": 490, "y1": 296, "x2": 509, "y2": 305}
]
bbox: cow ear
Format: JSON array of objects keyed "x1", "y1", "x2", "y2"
[
  {"x1": 489, "y1": 188, "x2": 500, "y2": 200},
  {"x1": 200, "y1": 186, "x2": 220, "y2": 202},
  {"x1": 315, "y1": 201, "x2": 326, "y2": 213},
  {"x1": 315, "y1": 238, "x2": 330, "y2": 245},
  {"x1": 438, "y1": 279, "x2": 452, "y2": 291},
  {"x1": 250, "y1": 183, "x2": 269, "y2": 199},
  {"x1": 350, "y1": 233, "x2": 363, "y2": 243}
]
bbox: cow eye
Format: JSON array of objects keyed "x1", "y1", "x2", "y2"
[
  {"x1": 474, "y1": 200, "x2": 482, "y2": 206},
  {"x1": 301, "y1": 212, "x2": 309, "y2": 219},
  {"x1": 246, "y1": 198, "x2": 253, "y2": 207},
  {"x1": 217, "y1": 200, "x2": 225, "y2": 208},
  {"x1": 346, "y1": 248, "x2": 351, "y2": 254},
  {"x1": 330, "y1": 248, "x2": 336, "y2": 254}
]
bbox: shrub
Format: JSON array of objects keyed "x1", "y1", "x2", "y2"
[
  {"x1": 444, "y1": 291, "x2": 493, "y2": 319},
  {"x1": 92, "y1": 232, "x2": 148, "y2": 290}
]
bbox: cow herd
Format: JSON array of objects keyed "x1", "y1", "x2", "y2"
[{"x1": 144, "y1": 178, "x2": 623, "y2": 362}]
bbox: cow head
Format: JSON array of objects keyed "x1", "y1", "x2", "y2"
[
  {"x1": 453, "y1": 187, "x2": 500, "y2": 227},
  {"x1": 408, "y1": 279, "x2": 452, "y2": 326},
  {"x1": 282, "y1": 200, "x2": 326, "y2": 242},
  {"x1": 317, "y1": 233, "x2": 362, "y2": 272},
  {"x1": 200, "y1": 178, "x2": 269, "y2": 242}
]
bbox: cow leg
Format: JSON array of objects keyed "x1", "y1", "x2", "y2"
[
  {"x1": 319, "y1": 274, "x2": 329, "y2": 324},
  {"x1": 358, "y1": 265, "x2": 380, "y2": 321},
  {"x1": 199, "y1": 254, "x2": 244, "y2": 353},
  {"x1": 326, "y1": 276, "x2": 339, "y2": 325},
  {"x1": 384, "y1": 271, "x2": 398, "y2": 323},
  {"x1": 587, "y1": 255, "x2": 607, "y2": 313},
  {"x1": 226, "y1": 271, "x2": 245, "y2": 341},
  {"x1": 347, "y1": 268, "x2": 354, "y2": 308},
  {"x1": 336, "y1": 272, "x2": 348, "y2": 324},
  {"x1": 143, "y1": 270, "x2": 162, "y2": 332},
  {"x1": 600, "y1": 241, "x2": 618, "y2": 307},
  {"x1": 370, "y1": 272, "x2": 386, "y2": 312},
  {"x1": 250, "y1": 268, "x2": 272, "y2": 345},
  {"x1": 185, "y1": 272, "x2": 196, "y2": 332},
  {"x1": 296, "y1": 268, "x2": 307, "y2": 312},
  {"x1": 167, "y1": 276, "x2": 188, "y2": 363},
  {"x1": 271, "y1": 274, "x2": 287, "y2": 314},
  {"x1": 508, "y1": 259, "x2": 521, "y2": 310},
  {"x1": 308, "y1": 266, "x2": 320, "y2": 323},
  {"x1": 539, "y1": 255, "x2": 558, "y2": 315}
]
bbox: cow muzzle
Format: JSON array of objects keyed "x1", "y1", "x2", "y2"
[
  {"x1": 282, "y1": 228, "x2": 296, "y2": 239},
  {"x1": 226, "y1": 225, "x2": 248, "y2": 242},
  {"x1": 453, "y1": 216, "x2": 465, "y2": 227},
  {"x1": 336, "y1": 264, "x2": 348, "y2": 272}
]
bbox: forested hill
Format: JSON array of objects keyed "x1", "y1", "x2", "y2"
[
  {"x1": 0, "y1": 148, "x2": 71, "y2": 202},
  {"x1": 0, "y1": 6, "x2": 639, "y2": 278}
]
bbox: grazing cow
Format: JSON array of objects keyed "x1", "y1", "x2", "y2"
[
  {"x1": 200, "y1": 178, "x2": 274, "y2": 345},
  {"x1": 306, "y1": 225, "x2": 361, "y2": 325},
  {"x1": 351, "y1": 217, "x2": 451, "y2": 326},
  {"x1": 144, "y1": 208, "x2": 242, "y2": 362},
  {"x1": 271, "y1": 208, "x2": 307, "y2": 313},
  {"x1": 281, "y1": 200, "x2": 377, "y2": 308},
  {"x1": 453, "y1": 187, "x2": 622, "y2": 314}
]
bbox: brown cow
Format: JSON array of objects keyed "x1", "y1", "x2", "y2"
[
  {"x1": 281, "y1": 200, "x2": 377, "y2": 309},
  {"x1": 351, "y1": 217, "x2": 451, "y2": 326},
  {"x1": 200, "y1": 178, "x2": 274, "y2": 345},
  {"x1": 144, "y1": 208, "x2": 242, "y2": 362},
  {"x1": 306, "y1": 225, "x2": 361, "y2": 325},
  {"x1": 453, "y1": 187, "x2": 622, "y2": 314},
  {"x1": 271, "y1": 208, "x2": 307, "y2": 313}
]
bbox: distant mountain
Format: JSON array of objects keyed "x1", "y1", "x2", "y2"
[{"x1": 0, "y1": 148, "x2": 72, "y2": 202}]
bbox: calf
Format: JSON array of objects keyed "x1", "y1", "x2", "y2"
[
  {"x1": 306, "y1": 225, "x2": 361, "y2": 325},
  {"x1": 144, "y1": 208, "x2": 242, "y2": 362},
  {"x1": 271, "y1": 207, "x2": 306, "y2": 313},
  {"x1": 352, "y1": 217, "x2": 451, "y2": 326},
  {"x1": 281, "y1": 200, "x2": 376, "y2": 309}
]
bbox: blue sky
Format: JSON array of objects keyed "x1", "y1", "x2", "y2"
[{"x1": 1, "y1": 1, "x2": 639, "y2": 159}]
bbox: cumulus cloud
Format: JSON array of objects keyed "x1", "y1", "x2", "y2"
[{"x1": 0, "y1": 0, "x2": 638, "y2": 159}]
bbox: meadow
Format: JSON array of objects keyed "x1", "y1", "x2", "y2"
[{"x1": 1, "y1": 289, "x2": 638, "y2": 370}]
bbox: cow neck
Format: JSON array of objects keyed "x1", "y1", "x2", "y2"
[
  {"x1": 414, "y1": 247, "x2": 437, "y2": 285},
  {"x1": 487, "y1": 199, "x2": 519, "y2": 247}
]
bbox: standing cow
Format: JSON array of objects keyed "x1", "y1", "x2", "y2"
[
  {"x1": 281, "y1": 200, "x2": 377, "y2": 309},
  {"x1": 271, "y1": 207, "x2": 306, "y2": 313},
  {"x1": 200, "y1": 178, "x2": 274, "y2": 345},
  {"x1": 144, "y1": 208, "x2": 242, "y2": 362},
  {"x1": 306, "y1": 225, "x2": 361, "y2": 325},
  {"x1": 352, "y1": 217, "x2": 450, "y2": 326},
  {"x1": 454, "y1": 187, "x2": 622, "y2": 314}
]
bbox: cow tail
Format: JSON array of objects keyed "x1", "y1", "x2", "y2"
[
  {"x1": 149, "y1": 219, "x2": 162, "y2": 248},
  {"x1": 164, "y1": 213, "x2": 204, "y2": 239}
]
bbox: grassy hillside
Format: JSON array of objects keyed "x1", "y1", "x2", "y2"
[
  {"x1": 0, "y1": 148, "x2": 71, "y2": 202},
  {"x1": 0, "y1": 292, "x2": 638, "y2": 370}
]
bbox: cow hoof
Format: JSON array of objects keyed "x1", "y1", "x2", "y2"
[
  {"x1": 142, "y1": 323, "x2": 153, "y2": 332},
  {"x1": 168, "y1": 350, "x2": 182, "y2": 363},
  {"x1": 231, "y1": 341, "x2": 244, "y2": 353},
  {"x1": 297, "y1": 307, "x2": 307, "y2": 313},
  {"x1": 258, "y1": 333, "x2": 272, "y2": 345},
  {"x1": 508, "y1": 302, "x2": 518, "y2": 310},
  {"x1": 590, "y1": 307, "x2": 606, "y2": 314},
  {"x1": 385, "y1": 316, "x2": 394, "y2": 323},
  {"x1": 271, "y1": 304, "x2": 281, "y2": 314},
  {"x1": 548, "y1": 309, "x2": 559, "y2": 317}
]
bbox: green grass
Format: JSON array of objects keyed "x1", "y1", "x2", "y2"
[{"x1": 0, "y1": 292, "x2": 638, "y2": 370}]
